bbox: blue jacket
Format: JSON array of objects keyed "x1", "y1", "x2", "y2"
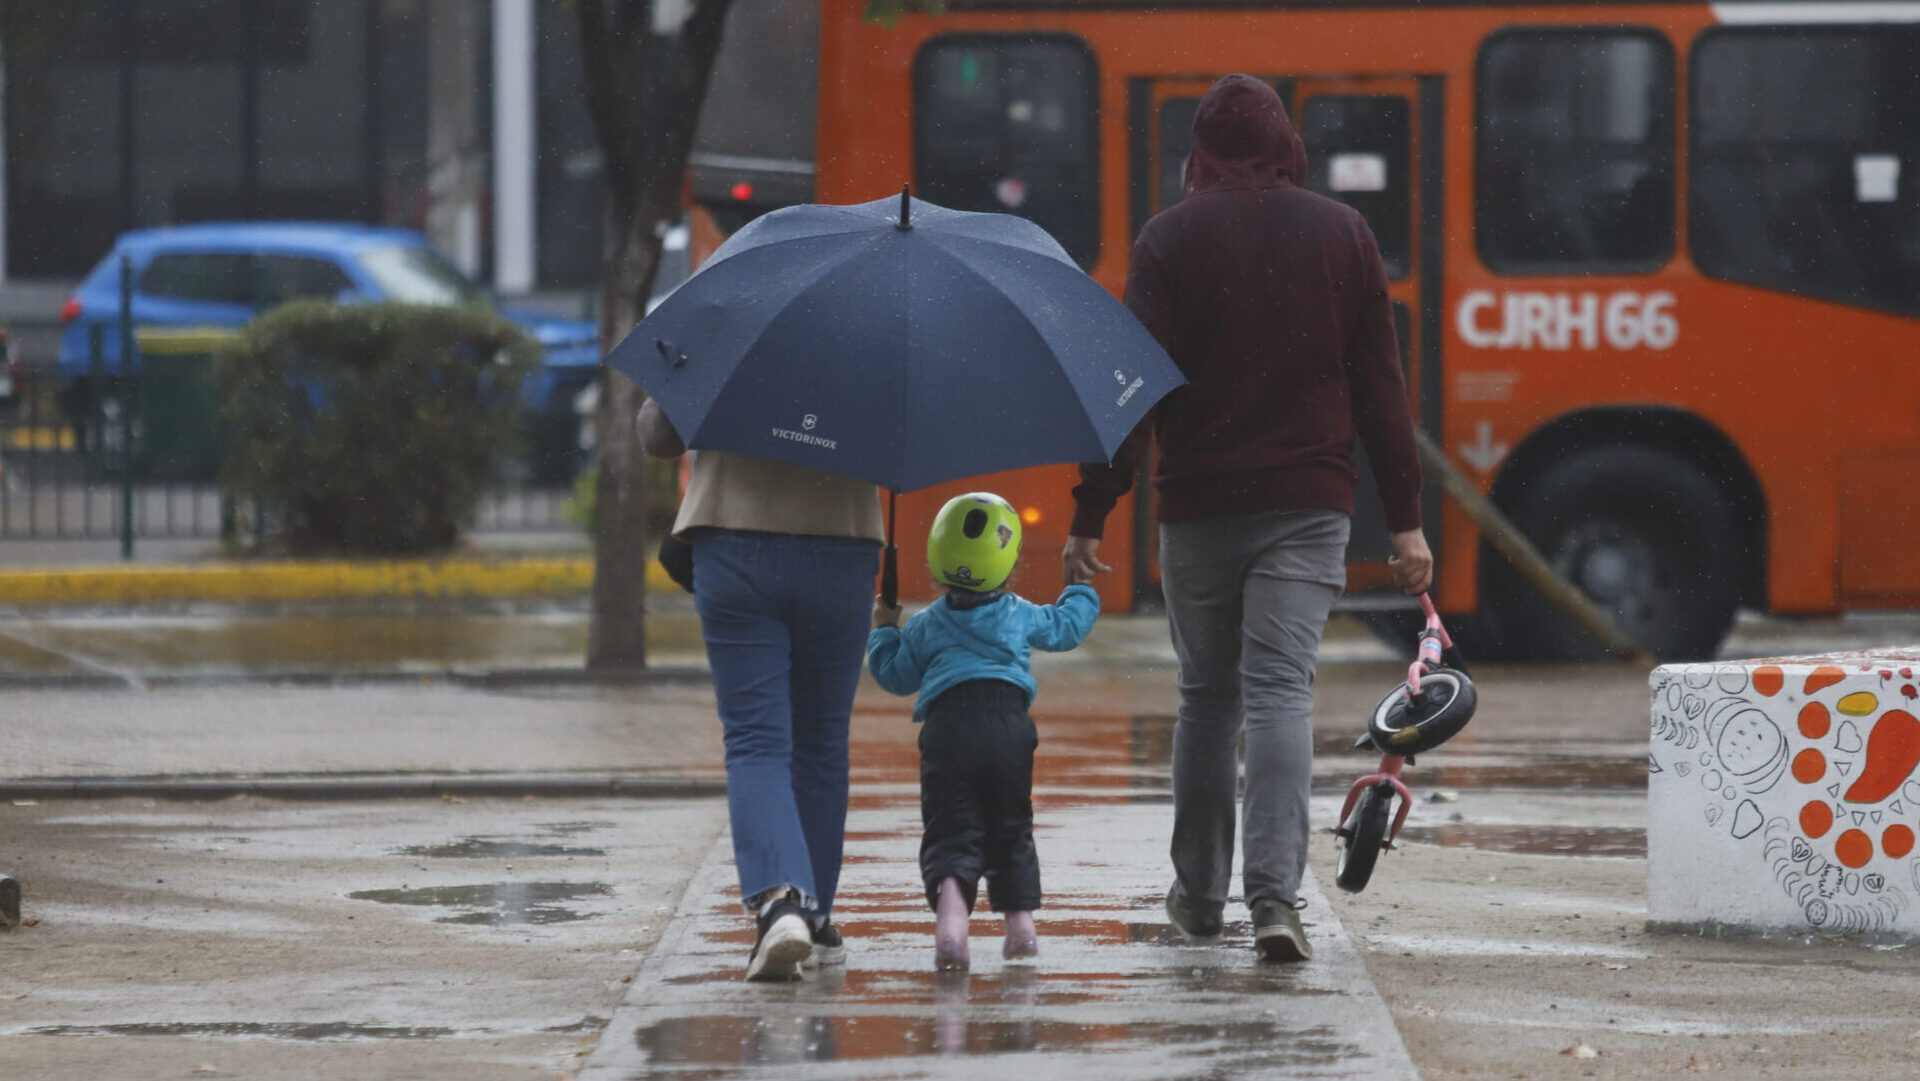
[{"x1": 867, "y1": 584, "x2": 1100, "y2": 721}]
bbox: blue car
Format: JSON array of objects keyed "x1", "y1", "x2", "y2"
[{"x1": 56, "y1": 222, "x2": 604, "y2": 480}]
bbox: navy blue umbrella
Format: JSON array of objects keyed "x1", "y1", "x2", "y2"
[{"x1": 606, "y1": 189, "x2": 1184, "y2": 602}]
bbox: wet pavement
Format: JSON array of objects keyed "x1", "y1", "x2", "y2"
[
  {"x1": 0, "y1": 798, "x2": 728, "y2": 1080},
  {"x1": 580, "y1": 798, "x2": 1417, "y2": 1081},
  {"x1": 7, "y1": 607, "x2": 1920, "y2": 1078},
  {"x1": 0, "y1": 601, "x2": 1393, "y2": 685}
]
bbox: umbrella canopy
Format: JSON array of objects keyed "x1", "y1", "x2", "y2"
[{"x1": 605, "y1": 191, "x2": 1183, "y2": 494}]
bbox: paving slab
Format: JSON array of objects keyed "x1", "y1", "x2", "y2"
[{"x1": 581, "y1": 796, "x2": 1418, "y2": 1080}]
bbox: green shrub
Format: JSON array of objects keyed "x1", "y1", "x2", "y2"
[
  {"x1": 559, "y1": 458, "x2": 684, "y2": 537},
  {"x1": 215, "y1": 301, "x2": 542, "y2": 555}
]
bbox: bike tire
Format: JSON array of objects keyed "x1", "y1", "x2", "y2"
[
  {"x1": 1335, "y1": 782, "x2": 1393, "y2": 894},
  {"x1": 1367, "y1": 669, "x2": 1477, "y2": 757}
]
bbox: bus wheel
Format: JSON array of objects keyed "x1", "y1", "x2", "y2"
[{"x1": 1483, "y1": 445, "x2": 1739, "y2": 662}]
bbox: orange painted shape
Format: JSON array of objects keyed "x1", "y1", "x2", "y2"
[
  {"x1": 1883, "y1": 824, "x2": 1916, "y2": 860},
  {"x1": 1843, "y1": 709, "x2": 1920, "y2": 804},
  {"x1": 1798, "y1": 701, "x2": 1832, "y2": 740},
  {"x1": 1835, "y1": 829, "x2": 1875, "y2": 869},
  {"x1": 1805, "y1": 666, "x2": 1847, "y2": 695},
  {"x1": 1791, "y1": 749, "x2": 1827, "y2": 784},
  {"x1": 1801, "y1": 801, "x2": 1834, "y2": 838},
  {"x1": 1753, "y1": 666, "x2": 1784, "y2": 697}
]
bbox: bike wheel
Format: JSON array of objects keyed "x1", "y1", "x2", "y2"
[
  {"x1": 1335, "y1": 782, "x2": 1394, "y2": 893},
  {"x1": 1367, "y1": 669, "x2": 1477, "y2": 757}
]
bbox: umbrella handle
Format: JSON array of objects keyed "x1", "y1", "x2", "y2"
[{"x1": 881, "y1": 489, "x2": 899, "y2": 609}]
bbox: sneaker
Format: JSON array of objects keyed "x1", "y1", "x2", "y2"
[
  {"x1": 1250, "y1": 896, "x2": 1312, "y2": 962},
  {"x1": 1164, "y1": 883, "x2": 1223, "y2": 939},
  {"x1": 746, "y1": 898, "x2": 813, "y2": 981},
  {"x1": 803, "y1": 918, "x2": 847, "y2": 967}
]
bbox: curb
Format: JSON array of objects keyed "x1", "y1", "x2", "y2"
[
  {"x1": 0, "y1": 557, "x2": 677, "y2": 606},
  {"x1": 0, "y1": 773, "x2": 726, "y2": 802}
]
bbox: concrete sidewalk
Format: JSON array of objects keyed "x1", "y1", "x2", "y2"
[{"x1": 583, "y1": 801, "x2": 1417, "y2": 1081}]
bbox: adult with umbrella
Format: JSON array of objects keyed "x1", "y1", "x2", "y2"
[
  {"x1": 621, "y1": 190, "x2": 1180, "y2": 980},
  {"x1": 1064, "y1": 75, "x2": 1433, "y2": 964}
]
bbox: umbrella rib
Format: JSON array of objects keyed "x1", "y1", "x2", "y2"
[
  {"x1": 688, "y1": 232, "x2": 909, "y2": 484},
  {"x1": 916, "y1": 236, "x2": 1116, "y2": 462}
]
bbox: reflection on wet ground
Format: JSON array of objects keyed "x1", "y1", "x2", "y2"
[
  {"x1": 1394, "y1": 824, "x2": 1646, "y2": 858},
  {"x1": 396, "y1": 838, "x2": 607, "y2": 859},
  {"x1": 0, "y1": 607, "x2": 709, "y2": 678},
  {"x1": 25, "y1": 1021, "x2": 455, "y2": 1041},
  {"x1": 584, "y1": 799, "x2": 1420, "y2": 1080},
  {"x1": 348, "y1": 881, "x2": 613, "y2": 925},
  {"x1": 634, "y1": 1010, "x2": 1355, "y2": 1074}
]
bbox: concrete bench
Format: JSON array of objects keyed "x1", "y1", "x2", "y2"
[{"x1": 1649, "y1": 650, "x2": 1920, "y2": 938}]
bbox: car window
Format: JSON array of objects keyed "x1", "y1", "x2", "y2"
[
  {"x1": 257, "y1": 255, "x2": 356, "y2": 307},
  {"x1": 356, "y1": 246, "x2": 487, "y2": 306},
  {"x1": 140, "y1": 253, "x2": 255, "y2": 306}
]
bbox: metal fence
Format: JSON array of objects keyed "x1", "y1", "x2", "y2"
[{"x1": 0, "y1": 332, "x2": 578, "y2": 550}]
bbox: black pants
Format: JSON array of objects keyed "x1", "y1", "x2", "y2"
[{"x1": 919, "y1": 679, "x2": 1041, "y2": 913}]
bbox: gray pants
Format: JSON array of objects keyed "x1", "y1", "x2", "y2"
[{"x1": 1161, "y1": 509, "x2": 1349, "y2": 912}]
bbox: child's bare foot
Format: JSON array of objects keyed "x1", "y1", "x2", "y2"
[
  {"x1": 934, "y1": 877, "x2": 970, "y2": 971},
  {"x1": 1002, "y1": 909, "x2": 1038, "y2": 963}
]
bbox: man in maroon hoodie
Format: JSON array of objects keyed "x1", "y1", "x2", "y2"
[{"x1": 1064, "y1": 75, "x2": 1431, "y2": 962}]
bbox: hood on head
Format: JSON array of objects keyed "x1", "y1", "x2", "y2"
[{"x1": 1184, "y1": 74, "x2": 1306, "y2": 197}]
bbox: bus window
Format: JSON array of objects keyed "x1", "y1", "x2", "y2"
[
  {"x1": 1157, "y1": 96, "x2": 1199, "y2": 212},
  {"x1": 913, "y1": 35, "x2": 1100, "y2": 267},
  {"x1": 1475, "y1": 28, "x2": 1674, "y2": 273},
  {"x1": 1301, "y1": 95, "x2": 1411, "y2": 279},
  {"x1": 1692, "y1": 27, "x2": 1920, "y2": 319}
]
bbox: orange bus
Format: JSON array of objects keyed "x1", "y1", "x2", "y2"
[{"x1": 694, "y1": 0, "x2": 1920, "y2": 661}]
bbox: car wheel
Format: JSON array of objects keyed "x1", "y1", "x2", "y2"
[{"x1": 1481, "y1": 445, "x2": 1740, "y2": 662}]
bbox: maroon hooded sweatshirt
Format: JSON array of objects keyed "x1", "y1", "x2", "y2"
[{"x1": 1071, "y1": 75, "x2": 1423, "y2": 541}]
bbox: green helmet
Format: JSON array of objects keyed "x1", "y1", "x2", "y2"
[{"x1": 927, "y1": 492, "x2": 1022, "y2": 593}]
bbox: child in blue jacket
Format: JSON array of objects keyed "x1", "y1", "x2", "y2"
[{"x1": 868, "y1": 492, "x2": 1100, "y2": 970}]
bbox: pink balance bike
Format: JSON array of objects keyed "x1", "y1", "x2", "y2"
[{"x1": 1334, "y1": 593, "x2": 1477, "y2": 893}]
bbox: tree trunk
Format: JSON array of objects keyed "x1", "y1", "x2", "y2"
[
  {"x1": 586, "y1": 215, "x2": 656, "y2": 671},
  {"x1": 579, "y1": 0, "x2": 737, "y2": 672}
]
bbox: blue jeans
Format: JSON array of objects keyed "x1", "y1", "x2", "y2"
[{"x1": 691, "y1": 528, "x2": 880, "y2": 916}]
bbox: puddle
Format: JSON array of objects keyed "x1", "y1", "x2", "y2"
[
  {"x1": 635, "y1": 1013, "x2": 1357, "y2": 1071},
  {"x1": 348, "y1": 881, "x2": 613, "y2": 924},
  {"x1": 665, "y1": 967, "x2": 1117, "y2": 1006},
  {"x1": 1395, "y1": 824, "x2": 1645, "y2": 857},
  {"x1": 1379, "y1": 759, "x2": 1648, "y2": 791},
  {"x1": 536, "y1": 821, "x2": 616, "y2": 835},
  {"x1": 396, "y1": 838, "x2": 606, "y2": 859},
  {"x1": 26, "y1": 1021, "x2": 454, "y2": 1041}
]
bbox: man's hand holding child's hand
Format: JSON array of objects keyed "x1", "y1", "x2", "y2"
[{"x1": 872, "y1": 596, "x2": 902, "y2": 629}]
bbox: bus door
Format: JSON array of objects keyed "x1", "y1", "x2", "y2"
[{"x1": 1128, "y1": 75, "x2": 1444, "y2": 606}]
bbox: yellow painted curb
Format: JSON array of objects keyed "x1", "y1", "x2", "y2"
[{"x1": 0, "y1": 557, "x2": 676, "y2": 606}]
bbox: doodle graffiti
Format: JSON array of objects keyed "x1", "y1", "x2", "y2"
[{"x1": 1653, "y1": 658, "x2": 1920, "y2": 935}]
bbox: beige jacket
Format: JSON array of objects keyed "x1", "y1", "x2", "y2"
[
  {"x1": 672, "y1": 449, "x2": 884, "y2": 542},
  {"x1": 640, "y1": 396, "x2": 882, "y2": 541}
]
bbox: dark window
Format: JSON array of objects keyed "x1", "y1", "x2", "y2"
[
  {"x1": 1157, "y1": 96, "x2": 1200, "y2": 213},
  {"x1": 1302, "y1": 95, "x2": 1411, "y2": 279},
  {"x1": 1476, "y1": 29, "x2": 1674, "y2": 272},
  {"x1": 256, "y1": 256, "x2": 354, "y2": 307},
  {"x1": 1692, "y1": 28, "x2": 1920, "y2": 318},
  {"x1": 914, "y1": 35, "x2": 1100, "y2": 267},
  {"x1": 3, "y1": 0, "x2": 389, "y2": 280},
  {"x1": 141, "y1": 253, "x2": 256, "y2": 306}
]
